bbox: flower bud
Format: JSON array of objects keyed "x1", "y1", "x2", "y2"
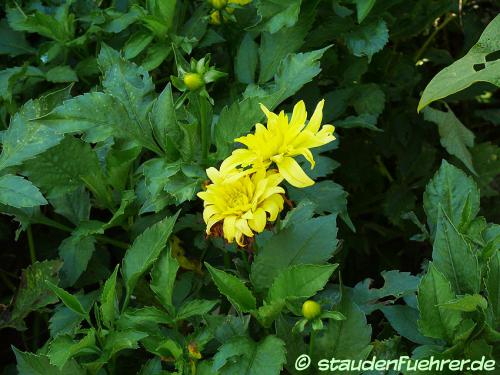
[
  {"x1": 302, "y1": 300, "x2": 321, "y2": 320},
  {"x1": 183, "y1": 72, "x2": 204, "y2": 91},
  {"x1": 210, "y1": 0, "x2": 227, "y2": 10}
]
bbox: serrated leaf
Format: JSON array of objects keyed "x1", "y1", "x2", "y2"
[
  {"x1": 1, "y1": 260, "x2": 61, "y2": 330},
  {"x1": 100, "y1": 265, "x2": 120, "y2": 329},
  {"x1": 355, "y1": 0, "x2": 377, "y2": 23},
  {"x1": 176, "y1": 299, "x2": 218, "y2": 321},
  {"x1": 267, "y1": 264, "x2": 338, "y2": 302},
  {"x1": 236, "y1": 33, "x2": 259, "y2": 84},
  {"x1": 432, "y1": 208, "x2": 480, "y2": 295},
  {"x1": 205, "y1": 263, "x2": 256, "y2": 313},
  {"x1": 418, "y1": 14, "x2": 500, "y2": 111},
  {"x1": 255, "y1": 0, "x2": 302, "y2": 34},
  {"x1": 122, "y1": 213, "x2": 179, "y2": 303},
  {"x1": 0, "y1": 174, "x2": 47, "y2": 208},
  {"x1": 438, "y1": 294, "x2": 488, "y2": 312},
  {"x1": 316, "y1": 292, "x2": 372, "y2": 369},
  {"x1": 0, "y1": 19, "x2": 35, "y2": 56},
  {"x1": 22, "y1": 136, "x2": 105, "y2": 199},
  {"x1": 381, "y1": 305, "x2": 437, "y2": 345},
  {"x1": 486, "y1": 251, "x2": 500, "y2": 327},
  {"x1": 213, "y1": 335, "x2": 286, "y2": 375},
  {"x1": 423, "y1": 106, "x2": 476, "y2": 174},
  {"x1": 13, "y1": 347, "x2": 85, "y2": 375},
  {"x1": 251, "y1": 214, "x2": 338, "y2": 291},
  {"x1": 48, "y1": 329, "x2": 97, "y2": 369},
  {"x1": 346, "y1": 19, "x2": 388, "y2": 60},
  {"x1": 423, "y1": 160, "x2": 480, "y2": 237},
  {"x1": 150, "y1": 245, "x2": 179, "y2": 311},
  {"x1": 288, "y1": 181, "x2": 354, "y2": 231},
  {"x1": 58, "y1": 232, "x2": 96, "y2": 287},
  {"x1": 0, "y1": 100, "x2": 63, "y2": 171},
  {"x1": 46, "y1": 281, "x2": 88, "y2": 317},
  {"x1": 417, "y1": 263, "x2": 462, "y2": 342}
]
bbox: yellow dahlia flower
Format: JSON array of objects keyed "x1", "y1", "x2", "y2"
[
  {"x1": 221, "y1": 100, "x2": 335, "y2": 188},
  {"x1": 197, "y1": 168, "x2": 285, "y2": 246}
]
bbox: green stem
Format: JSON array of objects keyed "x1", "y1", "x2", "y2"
[
  {"x1": 27, "y1": 226, "x2": 36, "y2": 264},
  {"x1": 308, "y1": 330, "x2": 316, "y2": 359},
  {"x1": 35, "y1": 216, "x2": 130, "y2": 249},
  {"x1": 96, "y1": 235, "x2": 130, "y2": 250},
  {"x1": 199, "y1": 97, "x2": 210, "y2": 165},
  {"x1": 414, "y1": 13, "x2": 456, "y2": 61}
]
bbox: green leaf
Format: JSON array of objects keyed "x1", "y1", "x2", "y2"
[
  {"x1": 255, "y1": 300, "x2": 286, "y2": 328},
  {"x1": 316, "y1": 292, "x2": 372, "y2": 368},
  {"x1": 257, "y1": 8, "x2": 313, "y2": 83},
  {"x1": 355, "y1": 0, "x2": 377, "y2": 23},
  {"x1": 7, "y1": 6, "x2": 73, "y2": 42},
  {"x1": 0, "y1": 100, "x2": 63, "y2": 171},
  {"x1": 33, "y1": 92, "x2": 158, "y2": 152},
  {"x1": 418, "y1": 14, "x2": 500, "y2": 111},
  {"x1": 213, "y1": 335, "x2": 286, "y2": 375},
  {"x1": 150, "y1": 245, "x2": 179, "y2": 311},
  {"x1": 124, "y1": 31, "x2": 154, "y2": 60},
  {"x1": 417, "y1": 263, "x2": 462, "y2": 342},
  {"x1": 149, "y1": 83, "x2": 180, "y2": 156},
  {"x1": 423, "y1": 106, "x2": 476, "y2": 174},
  {"x1": 45, "y1": 281, "x2": 88, "y2": 317},
  {"x1": 48, "y1": 329, "x2": 97, "y2": 368},
  {"x1": 236, "y1": 33, "x2": 259, "y2": 84},
  {"x1": 122, "y1": 213, "x2": 179, "y2": 302},
  {"x1": 50, "y1": 187, "x2": 90, "y2": 225},
  {"x1": 13, "y1": 347, "x2": 85, "y2": 375},
  {"x1": 0, "y1": 19, "x2": 35, "y2": 56},
  {"x1": 486, "y1": 251, "x2": 500, "y2": 327},
  {"x1": 381, "y1": 305, "x2": 437, "y2": 345},
  {"x1": 267, "y1": 264, "x2": 338, "y2": 302},
  {"x1": 345, "y1": 19, "x2": 388, "y2": 61},
  {"x1": 334, "y1": 114, "x2": 382, "y2": 131},
  {"x1": 98, "y1": 44, "x2": 155, "y2": 128},
  {"x1": 471, "y1": 142, "x2": 500, "y2": 197},
  {"x1": 205, "y1": 263, "x2": 256, "y2": 313},
  {"x1": 22, "y1": 136, "x2": 105, "y2": 199},
  {"x1": 432, "y1": 208, "x2": 480, "y2": 294},
  {"x1": 255, "y1": 0, "x2": 302, "y2": 33},
  {"x1": 438, "y1": 294, "x2": 488, "y2": 312},
  {"x1": 46, "y1": 66, "x2": 78, "y2": 83},
  {"x1": 351, "y1": 270, "x2": 420, "y2": 314},
  {"x1": 58, "y1": 232, "x2": 96, "y2": 287},
  {"x1": 251, "y1": 214, "x2": 338, "y2": 291},
  {"x1": 102, "y1": 330, "x2": 148, "y2": 359},
  {"x1": 100, "y1": 265, "x2": 120, "y2": 329},
  {"x1": 176, "y1": 299, "x2": 218, "y2": 321},
  {"x1": 273, "y1": 46, "x2": 330, "y2": 101},
  {"x1": 49, "y1": 292, "x2": 97, "y2": 337},
  {"x1": 0, "y1": 174, "x2": 47, "y2": 208},
  {"x1": 288, "y1": 181, "x2": 354, "y2": 231},
  {"x1": 1, "y1": 260, "x2": 61, "y2": 330},
  {"x1": 423, "y1": 159, "x2": 480, "y2": 237}
]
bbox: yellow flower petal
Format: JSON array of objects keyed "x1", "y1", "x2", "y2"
[
  {"x1": 276, "y1": 156, "x2": 314, "y2": 188},
  {"x1": 248, "y1": 207, "x2": 266, "y2": 232},
  {"x1": 305, "y1": 99, "x2": 324, "y2": 133}
]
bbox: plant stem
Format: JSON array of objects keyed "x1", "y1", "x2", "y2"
[
  {"x1": 308, "y1": 329, "x2": 316, "y2": 359},
  {"x1": 199, "y1": 96, "x2": 210, "y2": 165},
  {"x1": 27, "y1": 226, "x2": 36, "y2": 264},
  {"x1": 35, "y1": 216, "x2": 130, "y2": 249},
  {"x1": 414, "y1": 14, "x2": 456, "y2": 62},
  {"x1": 96, "y1": 235, "x2": 130, "y2": 250}
]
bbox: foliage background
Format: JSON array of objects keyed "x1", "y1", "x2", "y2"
[{"x1": 0, "y1": 0, "x2": 499, "y2": 374}]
